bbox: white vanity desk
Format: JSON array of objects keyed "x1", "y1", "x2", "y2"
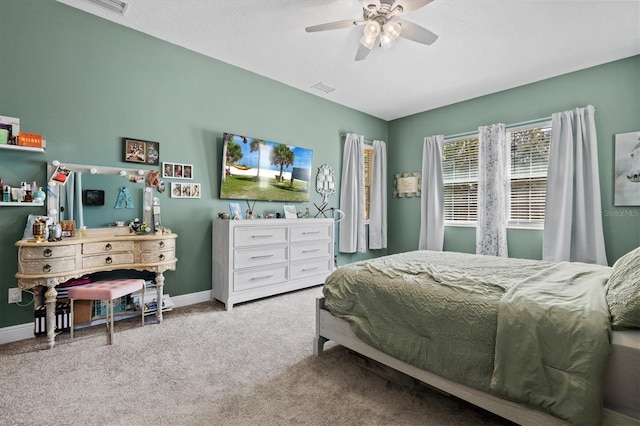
[{"x1": 15, "y1": 227, "x2": 177, "y2": 348}]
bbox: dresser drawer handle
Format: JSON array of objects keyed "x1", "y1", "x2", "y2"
[
  {"x1": 250, "y1": 254, "x2": 274, "y2": 259},
  {"x1": 43, "y1": 248, "x2": 53, "y2": 258},
  {"x1": 159, "y1": 254, "x2": 165, "y2": 261},
  {"x1": 159, "y1": 241, "x2": 165, "y2": 248},
  {"x1": 105, "y1": 256, "x2": 113, "y2": 264},
  {"x1": 302, "y1": 266, "x2": 319, "y2": 272},
  {"x1": 250, "y1": 234, "x2": 274, "y2": 239},
  {"x1": 302, "y1": 249, "x2": 320, "y2": 253},
  {"x1": 302, "y1": 231, "x2": 321, "y2": 235},
  {"x1": 105, "y1": 243, "x2": 112, "y2": 251},
  {"x1": 43, "y1": 264, "x2": 51, "y2": 273},
  {"x1": 250, "y1": 274, "x2": 273, "y2": 281}
]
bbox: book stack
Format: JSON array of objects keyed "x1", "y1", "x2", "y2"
[
  {"x1": 55, "y1": 276, "x2": 92, "y2": 300},
  {"x1": 0, "y1": 115, "x2": 19, "y2": 145},
  {"x1": 92, "y1": 296, "x2": 131, "y2": 317},
  {"x1": 131, "y1": 280, "x2": 175, "y2": 315},
  {"x1": 34, "y1": 302, "x2": 71, "y2": 336}
]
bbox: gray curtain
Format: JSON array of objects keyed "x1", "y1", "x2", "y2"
[
  {"x1": 369, "y1": 140, "x2": 387, "y2": 249},
  {"x1": 543, "y1": 105, "x2": 607, "y2": 265},
  {"x1": 419, "y1": 135, "x2": 444, "y2": 251},
  {"x1": 476, "y1": 123, "x2": 509, "y2": 257},
  {"x1": 339, "y1": 133, "x2": 366, "y2": 253}
]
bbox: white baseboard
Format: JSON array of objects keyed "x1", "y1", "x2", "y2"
[
  {"x1": 171, "y1": 289, "x2": 212, "y2": 308},
  {"x1": 0, "y1": 290, "x2": 213, "y2": 346},
  {"x1": 0, "y1": 322, "x2": 35, "y2": 345}
]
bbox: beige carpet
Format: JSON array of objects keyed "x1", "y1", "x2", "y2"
[{"x1": 0, "y1": 286, "x2": 512, "y2": 425}]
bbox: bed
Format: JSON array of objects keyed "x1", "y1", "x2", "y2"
[{"x1": 314, "y1": 249, "x2": 640, "y2": 425}]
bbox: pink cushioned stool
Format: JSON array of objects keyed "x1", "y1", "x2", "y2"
[{"x1": 68, "y1": 279, "x2": 145, "y2": 345}]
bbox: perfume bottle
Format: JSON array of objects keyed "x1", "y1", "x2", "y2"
[{"x1": 33, "y1": 186, "x2": 46, "y2": 203}]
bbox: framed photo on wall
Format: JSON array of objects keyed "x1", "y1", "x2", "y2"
[
  {"x1": 393, "y1": 172, "x2": 421, "y2": 197},
  {"x1": 614, "y1": 131, "x2": 640, "y2": 206},
  {"x1": 123, "y1": 138, "x2": 160, "y2": 165},
  {"x1": 162, "y1": 162, "x2": 193, "y2": 180},
  {"x1": 170, "y1": 182, "x2": 201, "y2": 199}
]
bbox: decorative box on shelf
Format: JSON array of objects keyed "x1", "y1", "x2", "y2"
[{"x1": 18, "y1": 132, "x2": 45, "y2": 148}]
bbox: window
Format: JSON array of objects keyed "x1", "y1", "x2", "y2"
[
  {"x1": 442, "y1": 137, "x2": 479, "y2": 222},
  {"x1": 442, "y1": 121, "x2": 551, "y2": 227},
  {"x1": 363, "y1": 144, "x2": 374, "y2": 221}
]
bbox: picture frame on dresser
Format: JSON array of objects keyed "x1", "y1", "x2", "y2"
[
  {"x1": 229, "y1": 202, "x2": 243, "y2": 219},
  {"x1": 283, "y1": 205, "x2": 297, "y2": 218}
]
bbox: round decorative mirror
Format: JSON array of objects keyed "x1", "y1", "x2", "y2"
[{"x1": 316, "y1": 164, "x2": 336, "y2": 202}]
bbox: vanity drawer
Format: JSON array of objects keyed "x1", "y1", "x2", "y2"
[
  {"x1": 290, "y1": 240, "x2": 331, "y2": 261},
  {"x1": 82, "y1": 241, "x2": 134, "y2": 255},
  {"x1": 233, "y1": 246, "x2": 288, "y2": 270},
  {"x1": 19, "y1": 245, "x2": 77, "y2": 261},
  {"x1": 140, "y1": 238, "x2": 175, "y2": 252},
  {"x1": 290, "y1": 223, "x2": 331, "y2": 242},
  {"x1": 19, "y1": 258, "x2": 76, "y2": 275},
  {"x1": 290, "y1": 258, "x2": 332, "y2": 280},
  {"x1": 233, "y1": 265, "x2": 288, "y2": 291},
  {"x1": 82, "y1": 253, "x2": 134, "y2": 269},
  {"x1": 140, "y1": 249, "x2": 175, "y2": 263},
  {"x1": 234, "y1": 226, "x2": 288, "y2": 247}
]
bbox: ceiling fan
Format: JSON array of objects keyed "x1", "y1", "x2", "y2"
[{"x1": 305, "y1": 0, "x2": 438, "y2": 61}]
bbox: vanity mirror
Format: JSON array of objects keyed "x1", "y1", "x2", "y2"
[{"x1": 47, "y1": 162, "x2": 152, "y2": 230}]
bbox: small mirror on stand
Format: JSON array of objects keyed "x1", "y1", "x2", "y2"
[{"x1": 314, "y1": 164, "x2": 335, "y2": 217}]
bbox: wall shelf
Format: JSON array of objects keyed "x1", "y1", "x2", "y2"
[
  {"x1": 0, "y1": 144, "x2": 45, "y2": 153},
  {"x1": 0, "y1": 201, "x2": 44, "y2": 207}
]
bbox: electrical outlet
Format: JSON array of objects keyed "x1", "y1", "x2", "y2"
[{"x1": 8, "y1": 288, "x2": 22, "y2": 304}]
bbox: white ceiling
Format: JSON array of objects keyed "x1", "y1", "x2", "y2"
[{"x1": 57, "y1": 0, "x2": 640, "y2": 121}]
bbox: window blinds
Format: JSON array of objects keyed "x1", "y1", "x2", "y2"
[
  {"x1": 509, "y1": 126, "x2": 551, "y2": 224},
  {"x1": 442, "y1": 122, "x2": 551, "y2": 225}
]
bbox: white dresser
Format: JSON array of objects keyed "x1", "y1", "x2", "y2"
[{"x1": 212, "y1": 218, "x2": 334, "y2": 310}]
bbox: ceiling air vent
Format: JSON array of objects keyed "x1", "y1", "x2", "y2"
[
  {"x1": 83, "y1": 0, "x2": 128, "y2": 15},
  {"x1": 311, "y1": 82, "x2": 335, "y2": 94}
]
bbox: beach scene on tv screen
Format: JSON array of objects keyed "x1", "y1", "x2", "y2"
[{"x1": 221, "y1": 133, "x2": 313, "y2": 202}]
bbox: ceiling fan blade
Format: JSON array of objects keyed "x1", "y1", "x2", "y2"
[
  {"x1": 390, "y1": 0, "x2": 433, "y2": 15},
  {"x1": 355, "y1": 43, "x2": 372, "y2": 61},
  {"x1": 305, "y1": 19, "x2": 363, "y2": 32},
  {"x1": 396, "y1": 19, "x2": 438, "y2": 45}
]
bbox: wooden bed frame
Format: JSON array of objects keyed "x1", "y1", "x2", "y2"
[{"x1": 313, "y1": 297, "x2": 639, "y2": 426}]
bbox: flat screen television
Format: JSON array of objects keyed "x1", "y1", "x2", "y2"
[{"x1": 220, "y1": 132, "x2": 313, "y2": 202}]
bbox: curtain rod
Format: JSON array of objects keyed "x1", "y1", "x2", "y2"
[
  {"x1": 444, "y1": 116, "x2": 552, "y2": 140},
  {"x1": 340, "y1": 133, "x2": 373, "y2": 144}
]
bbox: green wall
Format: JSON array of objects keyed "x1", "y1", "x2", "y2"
[
  {"x1": 388, "y1": 55, "x2": 640, "y2": 262},
  {"x1": 0, "y1": 0, "x2": 387, "y2": 328}
]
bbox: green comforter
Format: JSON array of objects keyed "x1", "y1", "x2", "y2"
[
  {"x1": 323, "y1": 250, "x2": 612, "y2": 425},
  {"x1": 491, "y1": 261, "x2": 612, "y2": 425}
]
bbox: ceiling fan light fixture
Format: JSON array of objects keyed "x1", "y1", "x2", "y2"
[
  {"x1": 383, "y1": 21, "x2": 402, "y2": 40},
  {"x1": 363, "y1": 21, "x2": 381, "y2": 38},
  {"x1": 379, "y1": 32, "x2": 395, "y2": 49},
  {"x1": 380, "y1": 21, "x2": 401, "y2": 49},
  {"x1": 360, "y1": 34, "x2": 377, "y2": 50},
  {"x1": 360, "y1": 28, "x2": 379, "y2": 50}
]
